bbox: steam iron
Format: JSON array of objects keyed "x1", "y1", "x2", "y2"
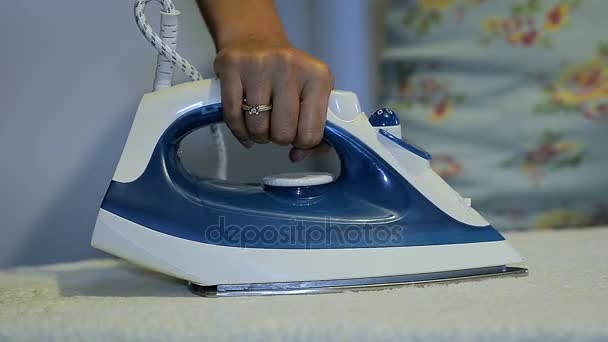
[{"x1": 92, "y1": 78, "x2": 527, "y2": 297}]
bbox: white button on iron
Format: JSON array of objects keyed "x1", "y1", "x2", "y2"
[{"x1": 262, "y1": 172, "x2": 335, "y2": 187}]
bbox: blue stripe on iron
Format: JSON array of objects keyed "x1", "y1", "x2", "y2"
[{"x1": 378, "y1": 129, "x2": 432, "y2": 160}]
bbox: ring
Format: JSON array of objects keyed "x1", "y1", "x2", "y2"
[{"x1": 242, "y1": 103, "x2": 272, "y2": 116}]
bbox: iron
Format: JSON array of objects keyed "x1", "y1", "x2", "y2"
[{"x1": 91, "y1": 78, "x2": 527, "y2": 297}]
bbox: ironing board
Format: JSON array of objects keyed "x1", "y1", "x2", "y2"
[{"x1": 1, "y1": 227, "x2": 607, "y2": 341}]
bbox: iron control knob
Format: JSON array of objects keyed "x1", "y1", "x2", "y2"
[{"x1": 369, "y1": 108, "x2": 400, "y2": 127}]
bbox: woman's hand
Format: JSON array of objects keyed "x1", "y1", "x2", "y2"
[
  {"x1": 198, "y1": 0, "x2": 334, "y2": 162},
  {"x1": 215, "y1": 38, "x2": 334, "y2": 161}
]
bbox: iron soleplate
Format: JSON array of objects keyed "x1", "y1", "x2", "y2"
[{"x1": 188, "y1": 266, "x2": 528, "y2": 297}]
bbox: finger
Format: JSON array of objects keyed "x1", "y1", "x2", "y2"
[
  {"x1": 289, "y1": 142, "x2": 332, "y2": 163},
  {"x1": 243, "y1": 68, "x2": 272, "y2": 144},
  {"x1": 294, "y1": 70, "x2": 333, "y2": 150},
  {"x1": 218, "y1": 71, "x2": 252, "y2": 148},
  {"x1": 269, "y1": 72, "x2": 300, "y2": 146}
]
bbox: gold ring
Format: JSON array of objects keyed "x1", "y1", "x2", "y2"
[{"x1": 242, "y1": 104, "x2": 272, "y2": 116}]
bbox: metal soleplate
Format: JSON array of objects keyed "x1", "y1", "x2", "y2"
[{"x1": 188, "y1": 266, "x2": 528, "y2": 297}]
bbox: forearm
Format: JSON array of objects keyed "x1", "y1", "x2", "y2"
[{"x1": 197, "y1": 0, "x2": 289, "y2": 50}]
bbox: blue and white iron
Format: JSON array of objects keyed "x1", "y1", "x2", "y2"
[
  {"x1": 92, "y1": 78, "x2": 527, "y2": 296},
  {"x1": 93, "y1": 0, "x2": 526, "y2": 296}
]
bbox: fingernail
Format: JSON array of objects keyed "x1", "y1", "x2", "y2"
[{"x1": 241, "y1": 140, "x2": 254, "y2": 148}]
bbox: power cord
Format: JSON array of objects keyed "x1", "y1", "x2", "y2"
[{"x1": 134, "y1": 0, "x2": 228, "y2": 180}]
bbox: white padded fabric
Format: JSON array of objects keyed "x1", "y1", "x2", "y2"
[{"x1": 1, "y1": 228, "x2": 607, "y2": 341}]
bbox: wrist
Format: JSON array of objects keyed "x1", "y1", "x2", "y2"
[
  {"x1": 215, "y1": 28, "x2": 290, "y2": 51},
  {"x1": 198, "y1": 0, "x2": 290, "y2": 52}
]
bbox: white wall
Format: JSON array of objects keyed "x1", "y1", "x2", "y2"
[
  {"x1": 277, "y1": 0, "x2": 377, "y2": 112},
  {"x1": 0, "y1": 0, "x2": 375, "y2": 267},
  {"x1": 0, "y1": 0, "x2": 204, "y2": 266}
]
